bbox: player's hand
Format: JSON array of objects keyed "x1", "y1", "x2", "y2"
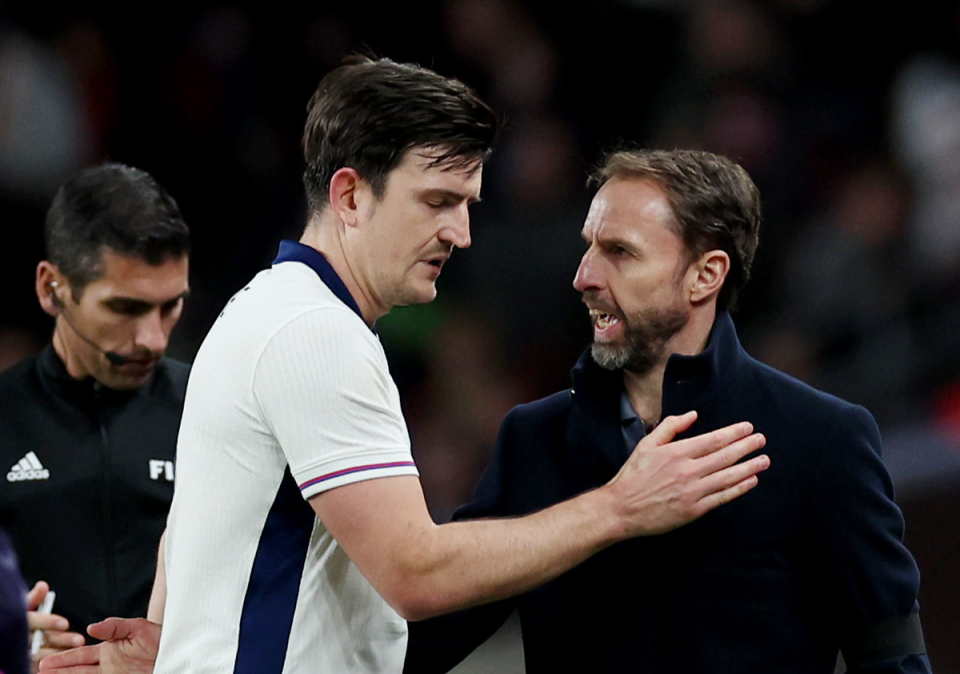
[
  {"x1": 606, "y1": 410, "x2": 769, "y2": 537},
  {"x1": 38, "y1": 618, "x2": 160, "y2": 674},
  {"x1": 27, "y1": 581, "x2": 85, "y2": 673}
]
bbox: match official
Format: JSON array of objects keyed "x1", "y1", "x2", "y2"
[{"x1": 0, "y1": 164, "x2": 190, "y2": 666}]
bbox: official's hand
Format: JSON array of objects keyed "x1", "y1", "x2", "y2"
[
  {"x1": 27, "y1": 581, "x2": 85, "y2": 673},
  {"x1": 606, "y1": 411, "x2": 769, "y2": 537},
  {"x1": 38, "y1": 618, "x2": 161, "y2": 674}
]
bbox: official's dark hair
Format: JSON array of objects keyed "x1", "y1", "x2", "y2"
[
  {"x1": 591, "y1": 149, "x2": 761, "y2": 311},
  {"x1": 45, "y1": 163, "x2": 190, "y2": 297},
  {"x1": 302, "y1": 56, "x2": 500, "y2": 212}
]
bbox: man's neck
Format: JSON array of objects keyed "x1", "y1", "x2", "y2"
[
  {"x1": 622, "y1": 306, "x2": 717, "y2": 427},
  {"x1": 299, "y1": 217, "x2": 383, "y2": 327},
  {"x1": 51, "y1": 327, "x2": 89, "y2": 381}
]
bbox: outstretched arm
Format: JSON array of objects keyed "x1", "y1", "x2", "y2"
[
  {"x1": 38, "y1": 413, "x2": 766, "y2": 673},
  {"x1": 312, "y1": 411, "x2": 768, "y2": 621}
]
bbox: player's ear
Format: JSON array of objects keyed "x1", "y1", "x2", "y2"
[
  {"x1": 328, "y1": 168, "x2": 366, "y2": 229},
  {"x1": 36, "y1": 261, "x2": 65, "y2": 317},
  {"x1": 688, "y1": 250, "x2": 729, "y2": 304}
]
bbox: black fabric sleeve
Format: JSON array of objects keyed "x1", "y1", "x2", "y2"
[
  {"x1": 404, "y1": 600, "x2": 516, "y2": 674},
  {"x1": 811, "y1": 404, "x2": 931, "y2": 674}
]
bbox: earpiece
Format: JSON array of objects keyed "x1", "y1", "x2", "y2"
[{"x1": 49, "y1": 282, "x2": 63, "y2": 310}]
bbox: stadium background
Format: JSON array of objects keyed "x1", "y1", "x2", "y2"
[{"x1": 1, "y1": 1, "x2": 958, "y2": 671}]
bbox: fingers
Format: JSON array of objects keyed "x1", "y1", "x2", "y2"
[
  {"x1": 690, "y1": 431, "x2": 767, "y2": 478},
  {"x1": 673, "y1": 421, "x2": 757, "y2": 460},
  {"x1": 42, "y1": 630, "x2": 86, "y2": 650},
  {"x1": 37, "y1": 644, "x2": 100, "y2": 671},
  {"x1": 28, "y1": 611, "x2": 70, "y2": 633},
  {"x1": 692, "y1": 454, "x2": 772, "y2": 515},
  {"x1": 33, "y1": 646, "x2": 77, "y2": 666},
  {"x1": 702, "y1": 453, "x2": 770, "y2": 497},
  {"x1": 26, "y1": 581, "x2": 50, "y2": 611}
]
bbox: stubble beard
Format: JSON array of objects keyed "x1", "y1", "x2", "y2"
[{"x1": 590, "y1": 304, "x2": 690, "y2": 375}]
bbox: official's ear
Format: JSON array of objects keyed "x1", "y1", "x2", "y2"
[
  {"x1": 688, "y1": 250, "x2": 730, "y2": 304},
  {"x1": 328, "y1": 168, "x2": 368, "y2": 229},
  {"x1": 36, "y1": 261, "x2": 64, "y2": 317}
]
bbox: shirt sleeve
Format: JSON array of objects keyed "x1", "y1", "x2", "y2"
[
  {"x1": 811, "y1": 403, "x2": 931, "y2": 674},
  {"x1": 253, "y1": 307, "x2": 418, "y2": 501}
]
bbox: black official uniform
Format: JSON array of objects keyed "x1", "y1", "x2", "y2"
[{"x1": 0, "y1": 345, "x2": 188, "y2": 633}]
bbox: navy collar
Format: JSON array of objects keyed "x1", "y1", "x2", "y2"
[
  {"x1": 567, "y1": 312, "x2": 746, "y2": 478},
  {"x1": 272, "y1": 240, "x2": 373, "y2": 332},
  {"x1": 660, "y1": 311, "x2": 743, "y2": 412}
]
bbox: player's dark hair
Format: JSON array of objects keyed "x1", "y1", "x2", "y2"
[
  {"x1": 591, "y1": 149, "x2": 761, "y2": 311},
  {"x1": 302, "y1": 56, "x2": 500, "y2": 212},
  {"x1": 45, "y1": 163, "x2": 190, "y2": 297}
]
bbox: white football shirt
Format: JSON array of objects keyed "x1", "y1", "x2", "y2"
[{"x1": 155, "y1": 241, "x2": 419, "y2": 674}]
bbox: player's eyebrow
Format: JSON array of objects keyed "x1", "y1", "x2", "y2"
[{"x1": 421, "y1": 188, "x2": 482, "y2": 205}]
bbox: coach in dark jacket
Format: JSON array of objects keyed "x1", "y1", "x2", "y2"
[{"x1": 406, "y1": 149, "x2": 929, "y2": 674}]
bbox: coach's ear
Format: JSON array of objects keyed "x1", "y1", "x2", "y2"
[
  {"x1": 688, "y1": 250, "x2": 729, "y2": 304},
  {"x1": 328, "y1": 167, "x2": 367, "y2": 229}
]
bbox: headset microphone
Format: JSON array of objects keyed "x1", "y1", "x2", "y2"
[
  {"x1": 49, "y1": 283, "x2": 130, "y2": 366},
  {"x1": 104, "y1": 350, "x2": 129, "y2": 366}
]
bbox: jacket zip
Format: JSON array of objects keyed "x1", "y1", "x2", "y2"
[{"x1": 94, "y1": 385, "x2": 117, "y2": 612}]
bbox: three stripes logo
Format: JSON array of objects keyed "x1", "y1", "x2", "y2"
[{"x1": 6, "y1": 451, "x2": 50, "y2": 482}]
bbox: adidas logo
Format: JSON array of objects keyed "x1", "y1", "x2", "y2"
[{"x1": 7, "y1": 451, "x2": 50, "y2": 482}]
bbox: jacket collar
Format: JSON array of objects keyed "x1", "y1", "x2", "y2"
[
  {"x1": 569, "y1": 312, "x2": 746, "y2": 450},
  {"x1": 660, "y1": 311, "x2": 746, "y2": 416},
  {"x1": 568, "y1": 342, "x2": 629, "y2": 477},
  {"x1": 36, "y1": 344, "x2": 140, "y2": 409}
]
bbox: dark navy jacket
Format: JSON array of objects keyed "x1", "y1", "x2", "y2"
[{"x1": 406, "y1": 312, "x2": 929, "y2": 674}]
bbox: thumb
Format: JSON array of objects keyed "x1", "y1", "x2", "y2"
[
  {"x1": 87, "y1": 618, "x2": 132, "y2": 642},
  {"x1": 26, "y1": 580, "x2": 49, "y2": 611},
  {"x1": 646, "y1": 410, "x2": 698, "y2": 446}
]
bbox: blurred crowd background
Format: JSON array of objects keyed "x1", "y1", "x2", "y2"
[{"x1": 1, "y1": 0, "x2": 959, "y2": 670}]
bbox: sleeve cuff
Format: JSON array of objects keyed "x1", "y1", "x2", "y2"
[
  {"x1": 296, "y1": 450, "x2": 419, "y2": 499},
  {"x1": 842, "y1": 612, "x2": 926, "y2": 667}
]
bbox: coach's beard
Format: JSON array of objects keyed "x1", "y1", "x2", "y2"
[{"x1": 590, "y1": 304, "x2": 690, "y2": 376}]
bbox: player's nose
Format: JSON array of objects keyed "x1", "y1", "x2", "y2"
[{"x1": 441, "y1": 206, "x2": 471, "y2": 249}]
